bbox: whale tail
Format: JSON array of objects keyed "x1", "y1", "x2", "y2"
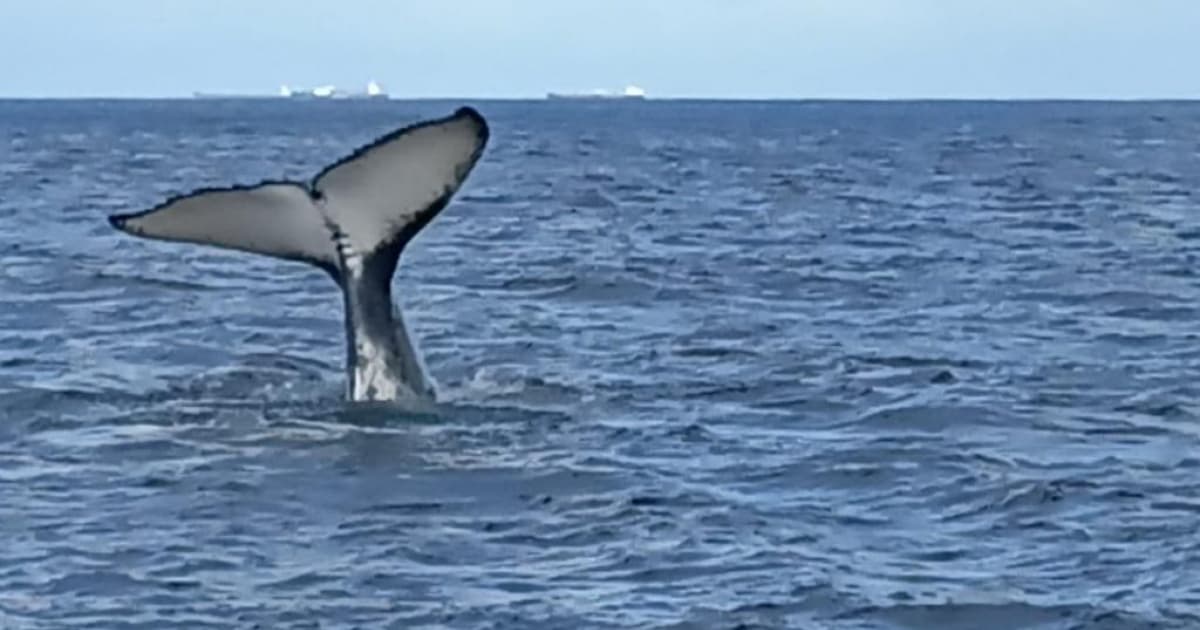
[{"x1": 108, "y1": 107, "x2": 490, "y2": 403}]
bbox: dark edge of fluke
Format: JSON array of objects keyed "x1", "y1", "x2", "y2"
[
  {"x1": 311, "y1": 106, "x2": 489, "y2": 185},
  {"x1": 105, "y1": 106, "x2": 490, "y2": 234}
]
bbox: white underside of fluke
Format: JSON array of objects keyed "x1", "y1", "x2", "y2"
[{"x1": 107, "y1": 107, "x2": 490, "y2": 404}]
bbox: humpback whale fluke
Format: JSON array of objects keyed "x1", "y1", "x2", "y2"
[{"x1": 108, "y1": 107, "x2": 490, "y2": 404}]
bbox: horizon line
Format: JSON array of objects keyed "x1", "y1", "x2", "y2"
[{"x1": 4, "y1": 95, "x2": 1200, "y2": 103}]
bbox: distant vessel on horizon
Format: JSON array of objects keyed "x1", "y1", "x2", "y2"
[
  {"x1": 193, "y1": 80, "x2": 389, "y2": 101},
  {"x1": 546, "y1": 85, "x2": 647, "y2": 101}
]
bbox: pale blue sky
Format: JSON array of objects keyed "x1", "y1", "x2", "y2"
[{"x1": 3, "y1": 0, "x2": 1198, "y2": 99}]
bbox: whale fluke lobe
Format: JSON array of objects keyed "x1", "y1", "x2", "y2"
[
  {"x1": 109, "y1": 182, "x2": 341, "y2": 275},
  {"x1": 314, "y1": 106, "x2": 489, "y2": 259},
  {"x1": 107, "y1": 107, "x2": 491, "y2": 404}
]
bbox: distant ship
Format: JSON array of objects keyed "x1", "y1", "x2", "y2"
[
  {"x1": 193, "y1": 81, "x2": 389, "y2": 101},
  {"x1": 546, "y1": 85, "x2": 647, "y2": 101},
  {"x1": 281, "y1": 80, "x2": 389, "y2": 100}
]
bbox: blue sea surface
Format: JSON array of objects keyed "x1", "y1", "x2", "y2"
[{"x1": 2, "y1": 99, "x2": 1200, "y2": 628}]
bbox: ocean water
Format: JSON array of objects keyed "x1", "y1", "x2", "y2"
[{"x1": 2, "y1": 98, "x2": 1200, "y2": 629}]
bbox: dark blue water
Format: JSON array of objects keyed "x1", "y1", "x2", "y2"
[{"x1": 2, "y1": 99, "x2": 1200, "y2": 629}]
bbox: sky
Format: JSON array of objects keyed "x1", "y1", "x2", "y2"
[{"x1": 2, "y1": 0, "x2": 1199, "y2": 99}]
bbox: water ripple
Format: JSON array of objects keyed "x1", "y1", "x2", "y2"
[{"x1": 2, "y1": 99, "x2": 1200, "y2": 628}]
